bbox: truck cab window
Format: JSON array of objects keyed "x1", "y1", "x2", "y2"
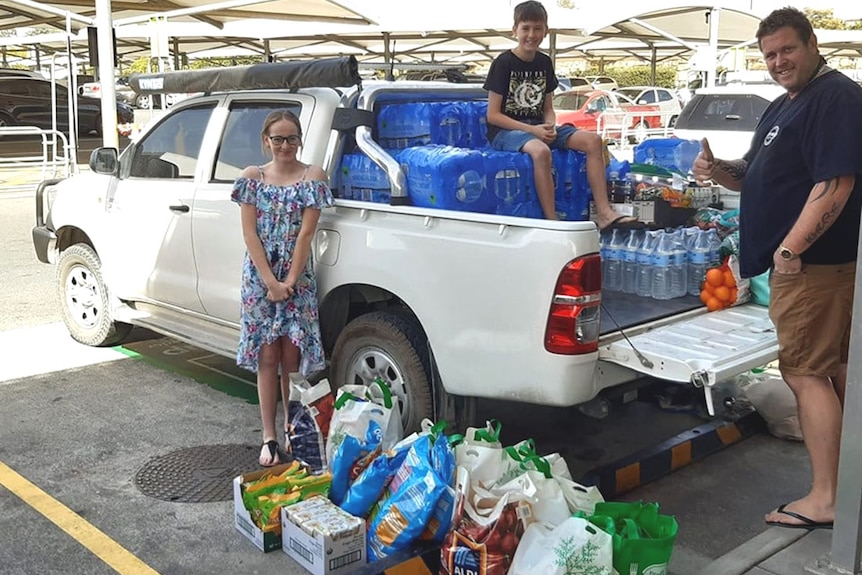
[
  {"x1": 127, "y1": 104, "x2": 215, "y2": 179},
  {"x1": 213, "y1": 101, "x2": 303, "y2": 182}
]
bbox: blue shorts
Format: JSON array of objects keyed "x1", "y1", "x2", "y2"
[{"x1": 490, "y1": 123, "x2": 577, "y2": 152}]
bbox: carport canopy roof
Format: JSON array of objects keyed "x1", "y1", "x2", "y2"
[{"x1": 1, "y1": 0, "x2": 842, "y2": 69}]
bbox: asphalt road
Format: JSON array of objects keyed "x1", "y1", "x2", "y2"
[{"x1": 0, "y1": 188, "x2": 813, "y2": 575}]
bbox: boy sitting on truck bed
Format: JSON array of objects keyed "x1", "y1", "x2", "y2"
[{"x1": 483, "y1": 0, "x2": 637, "y2": 229}]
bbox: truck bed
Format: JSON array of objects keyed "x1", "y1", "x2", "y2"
[{"x1": 599, "y1": 291, "x2": 702, "y2": 335}]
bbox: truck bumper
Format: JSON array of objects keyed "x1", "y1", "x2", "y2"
[{"x1": 32, "y1": 225, "x2": 57, "y2": 264}]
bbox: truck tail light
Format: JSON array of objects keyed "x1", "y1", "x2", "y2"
[{"x1": 545, "y1": 254, "x2": 602, "y2": 355}]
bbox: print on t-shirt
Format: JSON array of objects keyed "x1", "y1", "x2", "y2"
[{"x1": 506, "y1": 70, "x2": 547, "y2": 120}]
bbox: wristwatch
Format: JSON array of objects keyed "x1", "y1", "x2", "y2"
[{"x1": 778, "y1": 245, "x2": 797, "y2": 261}]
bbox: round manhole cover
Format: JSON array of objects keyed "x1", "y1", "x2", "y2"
[{"x1": 134, "y1": 444, "x2": 259, "y2": 503}]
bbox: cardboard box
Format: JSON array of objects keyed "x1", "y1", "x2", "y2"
[
  {"x1": 281, "y1": 498, "x2": 366, "y2": 575},
  {"x1": 234, "y1": 463, "x2": 297, "y2": 553}
]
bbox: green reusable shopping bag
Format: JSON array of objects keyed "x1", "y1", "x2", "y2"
[{"x1": 586, "y1": 501, "x2": 679, "y2": 575}]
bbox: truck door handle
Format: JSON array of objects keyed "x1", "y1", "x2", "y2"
[{"x1": 169, "y1": 204, "x2": 190, "y2": 213}]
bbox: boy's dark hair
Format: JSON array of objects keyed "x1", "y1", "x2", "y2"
[
  {"x1": 756, "y1": 7, "x2": 813, "y2": 47},
  {"x1": 513, "y1": 1, "x2": 548, "y2": 26}
]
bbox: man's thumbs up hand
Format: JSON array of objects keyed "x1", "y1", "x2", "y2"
[{"x1": 693, "y1": 138, "x2": 715, "y2": 186}]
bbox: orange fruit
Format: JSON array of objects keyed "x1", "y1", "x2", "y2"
[
  {"x1": 706, "y1": 268, "x2": 725, "y2": 287},
  {"x1": 706, "y1": 297, "x2": 723, "y2": 312},
  {"x1": 700, "y1": 289, "x2": 711, "y2": 304},
  {"x1": 723, "y1": 269, "x2": 736, "y2": 287},
  {"x1": 714, "y1": 285, "x2": 731, "y2": 302},
  {"x1": 702, "y1": 281, "x2": 715, "y2": 295}
]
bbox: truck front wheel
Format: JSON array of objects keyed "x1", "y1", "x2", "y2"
[
  {"x1": 57, "y1": 244, "x2": 132, "y2": 347},
  {"x1": 330, "y1": 311, "x2": 433, "y2": 433}
]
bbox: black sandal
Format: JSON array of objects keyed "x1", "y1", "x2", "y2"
[{"x1": 259, "y1": 439, "x2": 280, "y2": 467}]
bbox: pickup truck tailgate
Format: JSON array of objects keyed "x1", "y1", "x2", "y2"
[{"x1": 599, "y1": 303, "x2": 777, "y2": 412}]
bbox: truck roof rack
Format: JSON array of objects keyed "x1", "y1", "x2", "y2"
[{"x1": 128, "y1": 56, "x2": 360, "y2": 95}]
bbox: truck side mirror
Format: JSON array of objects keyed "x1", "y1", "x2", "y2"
[{"x1": 89, "y1": 147, "x2": 119, "y2": 176}]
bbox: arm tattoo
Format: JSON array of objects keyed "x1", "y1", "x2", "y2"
[
  {"x1": 811, "y1": 178, "x2": 839, "y2": 202},
  {"x1": 803, "y1": 202, "x2": 842, "y2": 246},
  {"x1": 717, "y1": 159, "x2": 748, "y2": 181}
]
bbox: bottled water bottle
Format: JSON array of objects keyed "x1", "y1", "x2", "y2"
[
  {"x1": 456, "y1": 170, "x2": 484, "y2": 203},
  {"x1": 706, "y1": 228, "x2": 722, "y2": 268},
  {"x1": 687, "y1": 228, "x2": 707, "y2": 296},
  {"x1": 636, "y1": 230, "x2": 660, "y2": 298},
  {"x1": 622, "y1": 229, "x2": 643, "y2": 294},
  {"x1": 603, "y1": 228, "x2": 626, "y2": 292},
  {"x1": 652, "y1": 231, "x2": 673, "y2": 300},
  {"x1": 600, "y1": 231, "x2": 612, "y2": 282},
  {"x1": 668, "y1": 228, "x2": 688, "y2": 298}
]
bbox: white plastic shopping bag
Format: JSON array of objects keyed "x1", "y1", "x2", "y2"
[
  {"x1": 509, "y1": 516, "x2": 614, "y2": 575},
  {"x1": 454, "y1": 420, "x2": 504, "y2": 486}
]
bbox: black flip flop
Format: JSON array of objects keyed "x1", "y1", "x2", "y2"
[
  {"x1": 765, "y1": 503, "x2": 833, "y2": 530},
  {"x1": 259, "y1": 439, "x2": 281, "y2": 467}
]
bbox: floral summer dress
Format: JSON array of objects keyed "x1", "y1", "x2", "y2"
[{"x1": 230, "y1": 167, "x2": 334, "y2": 375}]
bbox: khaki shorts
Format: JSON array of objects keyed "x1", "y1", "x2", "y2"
[{"x1": 768, "y1": 262, "x2": 856, "y2": 377}]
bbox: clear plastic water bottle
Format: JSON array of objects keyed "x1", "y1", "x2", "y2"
[
  {"x1": 636, "y1": 230, "x2": 660, "y2": 298},
  {"x1": 603, "y1": 228, "x2": 626, "y2": 292},
  {"x1": 600, "y1": 231, "x2": 611, "y2": 282},
  {"x1": 622, "y1": 229, "x2": 643, "y2": 294},
  {"x1": 652, "y1": 230, "x2": 674, "y2": 300},
  {"x1": 706, "y1": 228, "x2": 722, "y2": 268},
  {"x1": 688, "y1": 228, "x2": 710, "y2": 296},
  {"x1": 456, "y1": 170, "x2": 484, "y2": 203},
  {"x1": 668, "y1": 228, "x2": 688, "y2": 298}
]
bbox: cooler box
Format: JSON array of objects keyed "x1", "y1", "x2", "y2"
[
  {"x1": 339, "y1": 153, "x2": 391, "y2": 203},
  {"x1": 398, "y1": 145, "x2": 494, "y2": 213}
]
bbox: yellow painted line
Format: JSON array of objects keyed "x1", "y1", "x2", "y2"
[
  {"x1": 0, "y1": 461, "x2": 161, "y2": 575},
  {"x1": 386, "y1": 556, "x2": 434, "y2": 575}
]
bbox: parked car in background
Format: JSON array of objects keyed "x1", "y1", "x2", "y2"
[
  {"x1": 0, "y1": 76, "x2": 135, "y2": 135},
  {"x1": 553, "y1": 87, "x2": 665, "y2": 143},
  {"x1": 79, "y1": 76, "x2": 141, "y2": 108},
  {"x1": 672, "y1": 84, "x2": 785, "y2": 159},
  {"x1": 615, "y1": 86, "x2": 682, "y2": 126},
  {"x1": 567, "y1": 76, "x2": 591, "y2": 88},
  {"x1": 585, "y1": 75, "x2": 618, "y2": 90}
]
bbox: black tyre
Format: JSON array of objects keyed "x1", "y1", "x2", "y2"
[
  {"x1": 135, "y1": 94, "x2": 151, "y2": 109},
  {"x1": 57, "y1": 244, "x2": 132, "y2": 347},
  {"x1": 669, "y1": 115, "x2": 678, "y2": 128},
  {"x1": 330, "y1": 311, "x2": 433, "y2": 433}
]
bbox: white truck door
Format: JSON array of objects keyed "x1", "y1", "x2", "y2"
[
  {"x1": 598, "y1": 303, "x2": 778, "y2": 414},
  {"x1": 101, "y1": 103, "x2": 216, "y2": 311},
  {"x1": 192, "y1": 97, "x2": 314, "y2": 322}
]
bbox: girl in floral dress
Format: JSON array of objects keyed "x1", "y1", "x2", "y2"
[{"x1": 231, "y1": 110, "x2": 334, "y2": 466}]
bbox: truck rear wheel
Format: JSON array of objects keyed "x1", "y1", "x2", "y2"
[
  {"x1": 330, "y1": 311, "x2": 433, "y2": 433},
  {"x1": 57, "y1": 244, "x2": 132, "y2": 347}
]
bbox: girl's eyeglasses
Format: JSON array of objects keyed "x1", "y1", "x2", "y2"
[{"x1": 268, "y1": 134, "x2": 301, "y2": 146}]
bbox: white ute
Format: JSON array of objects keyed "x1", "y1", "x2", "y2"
[{"x1": 32, "y1": 57, "x2": 778, "y2": 430}]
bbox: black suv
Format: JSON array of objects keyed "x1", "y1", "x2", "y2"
[{"x1": 0, "y1": 76, "x2": 134, "y2": 135}]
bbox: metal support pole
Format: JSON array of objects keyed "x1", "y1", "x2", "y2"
[
  {"x1": 549, "y1": 31, "x2": 556, "y2": 68},
  {"x1": 264, "y1": 39, "x2": 271, "y2": 63},
  {"x1": 1, "y1": 47, "x2": 6, "y2": 66},
  {"x1": 35, "y1": 45, "x2": 41, "y2": 69},
  {"x1": 706, "y1": 8, "x2": 720, "y2": 89},
  {"x1": 95, "y1": 0, "x2": 119, "y2": 148},
  {"x1": 173, "y1": 37, "x2": 180, "y2": 70},
  {"x1": 650, "y1": 46, "x2": 657, "y2": 85},
  {"x1": 824, "y1": 223, "x2": 862, "y2": 573}
]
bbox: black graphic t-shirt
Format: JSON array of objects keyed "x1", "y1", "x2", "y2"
[{"x1": 483, "y1": 50, "x2": 558, "y2": 143}]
